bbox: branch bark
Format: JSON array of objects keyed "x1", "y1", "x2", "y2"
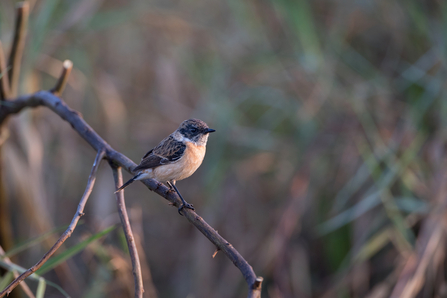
[
  {"x1": 0, "y1": 246, "x2": 35, "y2": 298},
  {"x1": 0, "y1": 90, "x2": 263, "y2": 297},
  {"x1": 112, "y1": 165, "x2": 144, "y2": 298},
  {"x1": 49, "y1": 60, "x2": 73, "y2": 96},
  {"x1": 7, "y1": 2, "x2": 29, "y2": 97}
]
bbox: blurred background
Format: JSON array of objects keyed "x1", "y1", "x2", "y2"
[{"x1": 0, "y1": 0, "x2": 446, "y2": 297}]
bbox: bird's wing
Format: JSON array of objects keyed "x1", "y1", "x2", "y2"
[
  {"x1": 133, "y1": 154, "x2": 168, "y2": 172},
  {"x1": 133, "y1": 136, "x2": 186, "y2": 172},
  {"x1": 141, "y1": 149, "x2": 153, "y2": 159},
  {"x1": 153, "y1": 136, "x2": 186, "y2": 162}
]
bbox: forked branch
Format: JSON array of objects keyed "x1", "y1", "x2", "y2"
[
  {"x1": 0, "y1": 90, "x2": 263, "y2": 297},
  {"x1": 0, "y1": 150, "x2": 105, "y2": 297},
  {"x1": 0, "y1": 2, "x2": 262, "y2": 295}
]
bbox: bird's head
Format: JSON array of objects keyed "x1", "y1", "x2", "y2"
[{"x1": 175, "y1": 119, "x2": 215, "y2": 146}]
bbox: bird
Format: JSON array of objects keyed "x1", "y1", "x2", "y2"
[{"x1": 115, "y1": 118, "x2": 215, "y2": 215}]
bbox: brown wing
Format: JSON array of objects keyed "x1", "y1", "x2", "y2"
[
  {"x1": 133, "y1": 135, "x2": 185, "y2": 172},
  {"x1": 152, "y1": 136, "x2": 185, "y2": 161},
  {"x1": 133, "y1": 154, "x2": 168, "y2": 171}
]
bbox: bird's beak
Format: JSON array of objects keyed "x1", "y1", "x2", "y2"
[{"x1": 206, "y1": 128, "x2": 216, "y2": 134}]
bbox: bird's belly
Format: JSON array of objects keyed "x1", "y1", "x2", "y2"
[{"x1": 153, "y1": 142, "x2": 206, "y2": 182}]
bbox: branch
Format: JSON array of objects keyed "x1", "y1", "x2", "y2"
[
  {"x1": 0, "y1": 246, "x2": 35, "y2": 298},
  {"x1": 50, "y1": 60, "x2": 73, "y2": 96},
  {"x1": 0, "y1": 41, "x2": 10, "y2": 100},
  {"x1": 0, "y1": 149, "x2": 105, "y2": 298},
  {"x1": 112, "y1": 165, "x2": 144, "y2": 298},
  {"x1": 7, "y1": 2, "x2": 29, "y2": 97},
  {"x1": 0, "y1": 90, "x2": 263, "y2": 297}
]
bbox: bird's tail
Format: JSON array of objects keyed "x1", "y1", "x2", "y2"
[{"x1": 115, "y1": 176, "x2": 138, "y2": 193}]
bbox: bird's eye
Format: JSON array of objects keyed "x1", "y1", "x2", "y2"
[{"x1": 190, "y1": 127, "x2": 198, "y2": 133}]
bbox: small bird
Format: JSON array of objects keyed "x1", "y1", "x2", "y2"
[{"x1": 116, "y1": 118, "x2": 215, "y2": 214}]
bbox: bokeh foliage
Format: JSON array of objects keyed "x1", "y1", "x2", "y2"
[{"x1": 1, "y1": 0, "x2": 447, "y2": 297}]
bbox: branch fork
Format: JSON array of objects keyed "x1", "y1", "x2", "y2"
[
  {"x1": 0, "y1": 3, "x2": 263, "y2": 297},
  {"x1": 0, "y1": 89, "x2": 263, "y2": 298}
]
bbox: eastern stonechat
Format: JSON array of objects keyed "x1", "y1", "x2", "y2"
[{"x1": 116, "y1": 118, "x2": 215, "y2": 214}]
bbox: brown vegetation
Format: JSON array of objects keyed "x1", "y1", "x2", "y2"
[{"x1": 1, "y1": 0, "x2": 447, "y2": 298}]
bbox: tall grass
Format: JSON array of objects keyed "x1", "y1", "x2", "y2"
[{"x1": 0, "y1": 0, "x2": 446, "y2": 297}]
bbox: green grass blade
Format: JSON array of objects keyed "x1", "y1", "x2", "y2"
[
  {"x1": 36, "y1": 278, "x2": 47, "y2": 298},
  {"x1": 0, "y1": 260, "x2": 70, "y2": 297},
  {"x1": 0, "y1": 271, "x2": 14, "y2": 290},
  {"x1": 317, "y1": 189, "x2": 383, "y2": 235},
  {"x1": 44, "y1": 280, "x2": 70, "y2": 298},
  {"x1": 0, "y1": 260, "x2": 41, "y2": 281},
  {"x1": 36, "y1": 225, "x2": 116, "y2": 275},
  {"x1": 353, "y1": 228, "x2": 391, "y2": 263},
  {"x1": 4, "y1": 223, "x2": 76, "y2": 258}
]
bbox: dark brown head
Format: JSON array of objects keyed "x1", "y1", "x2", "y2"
[{"x1": 174, "y1": 119, "x2": 215, "y2": 146}]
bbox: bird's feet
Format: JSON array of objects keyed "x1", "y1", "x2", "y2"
[
  {"x1": 178, "y1": 202, "x2": 194, "y2": 215},
  {"x1": 166, "y1": 187, "x2": 176, "y2": 195},
  {"x1": 166, "y1": 180, "x2": 195, "y2": 216}
]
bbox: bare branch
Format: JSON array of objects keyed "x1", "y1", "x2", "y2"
[
  {"x1": 7, "y1": 2, "x2": 29, "y2": 97},
  {"x1": 112, "y1": 165, "x2": 144, "y2": 298},
  {"x1": 0, "y1": 149, "x2": 105, "y2": 298},
  {"x1": 248, "y1": 277, "x2": 263, "y2": 298},
  {"x1": 50, "y1": 60, "x2": 73, "y2": 96},
  {"x1": 0, "y1": 90, "x2": 263, "y2": 297},
  {"x1": 0, "y1": 245, "x2": 35, "y2": 298},
  {"x1": 0, "y1": 41, "x2": 10, "y2": 100},
  {"x1": 173, "y1": 201, "x2": 262, "y2": 298}
]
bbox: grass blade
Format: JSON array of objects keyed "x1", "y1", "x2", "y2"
[
  {"x1": 4, "y1": 223, "x2": 77, "y2": 258},
  {"x1": 36, "y1": 278, "x2": 46, "y2": 298},
  {"x1": 0, "y1": 260, "x2": 70, "y2": 297},
  {"x1": 0, "y1": 271, "x2": 14, "y2": 290},
  {"x1": 36, "y1": 225, "x2": 116, "y2": 275}
]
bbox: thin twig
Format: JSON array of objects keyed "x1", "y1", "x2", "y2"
[
  {"x1": 7, "y1": 2, "x2": 29, "y2": 97},
  {"x1": 0, "y1": 149, "x2": 105, "y2": 298},
  {"x1": 112, "y1": 165, "x2": 144, "y2": 298},
  {"x1": 0, "y1": 245, "x2": 35, "y2": 298},
  {"x1": 0, "y1": 41, "x2": 10, "y2": 100},
  {"x1": 249, "y1": 277, "x2": 263, "y2": 298},
  {"x1": 0, "y1": 90, "x2": 263, "y2": 297},
  {"x1": 50, "y1": 60, "x2": 73, "y2": 96}
]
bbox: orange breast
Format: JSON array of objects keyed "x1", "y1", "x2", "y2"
[{"x1": 152, "y1": 142, "x2": 206, "y2": 182}]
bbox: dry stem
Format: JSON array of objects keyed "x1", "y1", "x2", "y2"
[
  {"x1": 0, "y1": 246, "x2": 35, "y2": 298},
  {"x1": 0, "y1": 3, "x2": 261, "y2": 296},
  {"x1": 112, "y1": 166, "x2": 144, "y2": 298},
  {"x1": 0, "y1": 42, "x2": 10, "y2": 100},
  {"x1": 7, "y1": 2, "x2": 29, "y2": 97},
  {"x1": 0, "y1": 90, "x2": 263, "y2": 297},
  {"x1": 50, "y1": 60, "x2": 73, "y2": 96},
  {"x1": 0, "y1": 150, "x2": 105, "y2": 297}
]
